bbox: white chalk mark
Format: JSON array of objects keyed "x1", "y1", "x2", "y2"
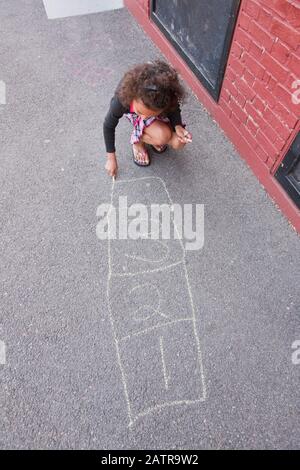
[
  {"x1": 160, "y1": 336, "x2": 169, "y2": 390},
  {"x1": 104, "y1": 176, "x2": 206, "y2": 428},
  {"x1": 0, "y1": 340, "x2": 6, "y2": 365},
  {"x1": 127, "y1": 216, "x2": 164, "y2": 239},
  {"x1": 117, "y1": 317, "x2": 194, "y2": 343},
  {"x1": 182, "y1": 261, "x2": 207, "y2": 401},
  {"x1": 125, "y1": 240, "x2": 170, "y2": 264},
  {"x1": 129, "y1": 283, "x2": 169, "y2": 322},
  {"x1": 128, "y1": 398, "x2": 206, "y2": 428},
  {"x1": 111, "y1": 259, "x2": 184, "y2": 278},
  {"x1": 0, "y1": 80, "x2": 6, "y2": 105},
  {"x1": 132, "y1": 304, "x2": 160, "y2": 322},
  {"x1": 122, "y1": 215, "x2": 174, "y2": 268}
]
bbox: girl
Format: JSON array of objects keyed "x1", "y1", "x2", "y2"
[{"x1": 103, "y1": 60, "x2": 192, "y2": 178}]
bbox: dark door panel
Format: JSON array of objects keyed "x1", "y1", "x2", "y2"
[
  {"x1": 150, "y1": 0, "x2": 240, "y2": 101},
  {"x1": 275, "y1": 132, "x2": 300, "y2": 209}
]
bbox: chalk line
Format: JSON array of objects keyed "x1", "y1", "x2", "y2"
[
  {"x1": 117, "y1": 317, "x2": 194, "y2": 343},
  {"x1": 128, "y1": 398, "x2": 206, "y2": 428},
  {"x1": 125, "y1": 239, "x2": 170, "y2": 264},
  {"x1": 111, "y1": 259, "x2": 184, "y2": 278},
  {"x1": 129, "y1": 283, "x2": 169, "y2": 322},
  {"x1": 160, "y1": 336, "x2": 169, "y2": 390}
]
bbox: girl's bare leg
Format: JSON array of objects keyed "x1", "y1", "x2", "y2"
[
  {"x1": 132, "y1": 121, "x2": 171, "y2": 164},
  {"x1": 141, "y1": 121, "x2": 186, "y2": 150},
  {"x1": 132, "y1": 141, "x2": 150, "y2": 164}
]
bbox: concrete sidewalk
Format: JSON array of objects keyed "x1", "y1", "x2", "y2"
[{"x1": 0, "y1": 0, "x2": 299, "y2": 449}]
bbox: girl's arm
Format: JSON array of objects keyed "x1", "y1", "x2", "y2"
[
  {"x1": 166, "y1": 102, "x2": 184, "y2": 130},
  {"x1": 103, "y1": 94, "x2": 127, "y2": 154},
  {"x1": 103, "y1": 94, "x2": 127, "y2": 177},
  {"x1": 167, "y1": 102, "x2": 192, "y2": 144}
]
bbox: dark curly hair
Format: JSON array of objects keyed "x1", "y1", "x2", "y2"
[{"x1": 116, "y1": 59, "x2": 187, "y2": 114}]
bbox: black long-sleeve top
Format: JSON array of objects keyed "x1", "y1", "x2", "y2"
[{"x1": 103, "y1": 93, "x2": 184, "y2": 153}]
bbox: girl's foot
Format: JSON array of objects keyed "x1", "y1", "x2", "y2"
[
  {"x1": 132, "y1": 143, "x2": 150, "y2": 166},
  {"x1": 150, "y1": 144, "x2": 168, "y2": 154}
]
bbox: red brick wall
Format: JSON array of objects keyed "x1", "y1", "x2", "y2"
[{"x1": 220, "y1": 0, "x2": 300, "y2": 172}]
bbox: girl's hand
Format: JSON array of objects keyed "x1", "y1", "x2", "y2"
[
  {"x1": 175, "y1": 125, "x2": 192, "y2": 144},
  {"x1": 105, "y1": 153, "x2": 118, "y2": 178}
]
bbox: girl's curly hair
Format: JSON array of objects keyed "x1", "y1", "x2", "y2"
[{"x1": 116, "y1": 59, "x2": 187, "y2": 113}]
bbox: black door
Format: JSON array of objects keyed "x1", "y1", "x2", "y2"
[
  {"x1": 275, "y1": 132, "x2": 300, "y2": 210},
  {"x1": 150, "y1": 0, "x2": 240, "y2": 101}
]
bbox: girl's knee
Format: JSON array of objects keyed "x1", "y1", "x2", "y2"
[
  {"x1": 146, "y1": 122, "x2": 172, "y2": 146},
  {"x1": 157, "y1": 127, "x2": 172, "y2": 146}
]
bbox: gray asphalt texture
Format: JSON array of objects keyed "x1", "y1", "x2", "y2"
[{"x1": 0, "y1": 0, "x2": 299, "y2": 450}]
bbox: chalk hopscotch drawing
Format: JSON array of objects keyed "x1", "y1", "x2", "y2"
[{"x1": 105, "y1": 176, "x2": 206, "y2": 427}]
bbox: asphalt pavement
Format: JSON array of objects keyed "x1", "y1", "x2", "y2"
[{"x1": 0, "y1": 0, "x2": 299, "y2": 449}]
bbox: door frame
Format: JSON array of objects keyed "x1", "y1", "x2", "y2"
[{"x1": 275, "y1": 132, "x2": 300, "y2": 209}]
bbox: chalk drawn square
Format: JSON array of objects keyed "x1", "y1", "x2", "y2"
[
  {"x1": 109, "y1": 262, "x2": 193, "y2": 340},
  {"x1": 118, "y1": 321, "x2": 205, "y2": 421}
]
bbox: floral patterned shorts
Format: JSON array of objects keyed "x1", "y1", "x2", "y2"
[{"x1": 124, "y1": 112, "x2": 171, "y2": 145}]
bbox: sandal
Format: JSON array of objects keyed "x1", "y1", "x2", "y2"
[
  {"x1": 150, "y1": 144, "x2": 168, "y2": 154},
  {"x1": 132, "y1": 144, "x2": 150, "y2": 167}
]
